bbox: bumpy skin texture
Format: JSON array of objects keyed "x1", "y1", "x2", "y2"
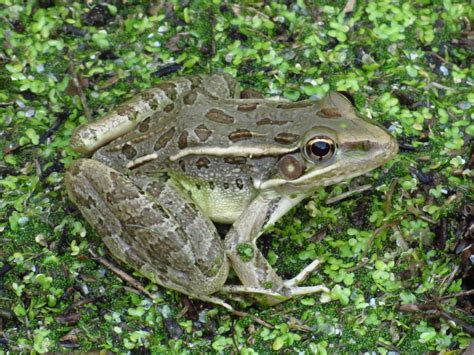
[{"x1": 66, "y1": 74, "x2": 398, "y2": 307}]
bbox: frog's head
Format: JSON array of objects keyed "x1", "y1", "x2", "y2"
[{"x1": 259, "y1": 92, "x2": 398, "y2": 195}]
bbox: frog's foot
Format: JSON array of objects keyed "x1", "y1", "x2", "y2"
[
  {"x1": 221, "y1": 259, "x2": 328, "y2": 305},
  {"x1": 221, "y1": 284, "x2": 329, "y2": 306}
]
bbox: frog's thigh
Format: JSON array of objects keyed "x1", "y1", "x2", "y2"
[{"x1": 65, "y1": 159, "x2": 228, "y2": 296}]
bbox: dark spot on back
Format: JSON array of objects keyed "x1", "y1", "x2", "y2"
[
  {"x1": 196, "y1": 157, "x2": 210, "y2": 169},
  {"x1": 121, "y1": 143, "x2": 137, "y2": 159},
  {"x1": 240, "y1": 88, "x2": 264, "y2": 99},
  {"x1": 154, "y1": 127, "x2": 175, "y2": 150},
  {"x1": 188, "y1": 76, "x2": 203, "y2": 89},
  {"x1": 205, "y1": 108, "x2": 234, "y2": 124},
  {"x1": 183, "y1": 90, "x2": 197, "y2": 105},
  {"x1": 223, "y1": 182, "x2": 229, "y2": 189},
  {"x1": 156, "y1": 83, "x2": 177, "y2": 100},
  {"x1": 164, "y1": 103, "x2": 174, "y2": 112},
  {"x1": 178, "y1": 160, "x2": 186, "y2": 171},
  {"x1": 228, "y1": 129, "x2": 252, "y2": 142},
  {"x1": 237, "y1": 103, "x2": 258, "y2": 112},
  {"x1": 141, "y1": 91, "x2": 158, "y2": 110},
  {"x1": 138, "y1": 117, "x2": 151, "y2": 132},
  {"x1": 276, "y1": 101, "x2": 313, "y2": 109},
  {"x1": 194, "y1": 124, "x2": 212, "y2": 142},
  {"x1": 116, "y1": 104, "x2": 137, "y2": 118},
  {"x1": 256, "y1": 117, "x2": 290, "y2": 126},
  {"x1": 318, "y1": 107, "x2": 342, "y2": 118},
  {"x1": 178, "y1": 130, "x2": 188, "y2": 149},
  {"x1": 274, "y1": 132, "x2": 300, "y2": 145},
  {"x1": 209, "y1": 181, "x2": 215, "y2": 190}
]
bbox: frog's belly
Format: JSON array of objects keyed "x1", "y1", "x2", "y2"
[{"x1": 175, "y1": 175, "x2": 257, "y2": 224}]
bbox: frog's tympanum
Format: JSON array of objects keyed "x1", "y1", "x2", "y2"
[{"x1": 66, "y1": 74, "x2": 398, "y2": 309}]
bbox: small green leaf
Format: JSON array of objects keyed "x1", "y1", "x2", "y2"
[{"x1": 25, "y1": 128, "x2": 40, "y2": 145}]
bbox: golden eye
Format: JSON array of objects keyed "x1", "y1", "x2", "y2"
[{"x1": 304, "y1": 136, "x2": 336, "y2": 162}]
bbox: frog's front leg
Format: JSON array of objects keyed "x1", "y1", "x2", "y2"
[
  {"x1": 65, "y1": 159, "x2": 231, "y2": 309},
  {"x1": 224, "y1": 195, "x2": 329, "y2": 306}
]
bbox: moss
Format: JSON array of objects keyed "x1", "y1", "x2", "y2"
[{"x1": 1, "y1": 0, "x2": 472, "y2": 352}]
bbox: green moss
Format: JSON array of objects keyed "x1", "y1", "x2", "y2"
[{"x1": 1, "y1": 0, "x2": 473, "y2": 352}]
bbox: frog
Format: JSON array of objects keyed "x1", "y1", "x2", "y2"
[{"x1": 65, "y1": 73, "x2": 398, "y2": 310}]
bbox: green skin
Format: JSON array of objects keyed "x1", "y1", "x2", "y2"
[{"x1": 65, "y1": 74, "x2": 398, "y2": 310}]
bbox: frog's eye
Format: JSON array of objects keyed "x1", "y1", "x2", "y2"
[{"x1": 304, "y1": 136, "x2": 336, "y2": 162}]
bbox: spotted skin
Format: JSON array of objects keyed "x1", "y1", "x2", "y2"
[{"x1": 66, "y1": 74, "x2": 398, "y2": 308}]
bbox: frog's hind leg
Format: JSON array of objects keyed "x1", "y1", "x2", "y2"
[{"x1": 65, "y1": 158, "x2": 229, "y2": 305}]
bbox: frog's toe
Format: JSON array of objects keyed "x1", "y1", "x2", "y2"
[{"x1": 283, "y1": 259, "x2": 323, "y2": 288}]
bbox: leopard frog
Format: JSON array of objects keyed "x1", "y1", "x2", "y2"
[{"x1": 65, "y1": 74, "x2": 398, "y2": 309}]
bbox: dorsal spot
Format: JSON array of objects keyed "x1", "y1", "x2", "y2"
[
  {"x1": 318, "y1": 107, "x2": 342, "y2": 118},
  {"x1": 164, "y1": 103, "x2": 175, "y2": 112},
  {"x1": 209, "y1": 181, "x2": 215, "y2": 190},
  {"x1": 256, "y1": 117, "x2": 290, "y2": 126},
  {"x1": 224, "y1": 156, "x2": 247, "y2": 165},
  {"x1": 156, "y1": 83, "x2": 177, "y2": 100},
  {"x1": 178, "y1": 160, "x2": 186, "y2": 171},
  {"x1": 196, "y1": 157, "x2": 210, "y2": 169},
  {"x1": 116, "y1": 104, "x2": 136, "y2": 118},
  {"x1": 205, "y1": 108, "x2": 234, "y2": 124},
  {"x1": 188, "y1": 76, "x2": 203, "y2": 89},
  {"x1": 194, "y1": 124, "x2": 212, "y2": 142},
  {"x1": 223, "y1": 182, "x2": 230, "y2": 190},
  {"x1": 228, "y1": 129, "x2": 252, "y2": 142},
  {"x1": 240, "y1": 88, "x2": 264, "y2": 99},
  {"x1": 154, "y1": 127, "x2": 175, "y2": 150},
  {"x1": 121, "y1": 143, "x2": 137, "y2": 159},
  {"x1": 183, "y1": 90, "x2": 197, "y2": 105},
  {"x1": 274, "y1": 132, "x2": 300, "y2": 145},
  {"x1": 138, "y1": 117, "x2": 151, "y2": 132},
  {"x1": 141, "y1": 91, "x2": 158, "y2": 111},
  {"x1": 178, "y1": 130, "x2": 188, "y2": 149},
  {"x1": 276, "y1": 101, "x2": 313, "y2": 109},
  {"x1": 237, "y1": 103, "x2": 258, "y2": 112}
]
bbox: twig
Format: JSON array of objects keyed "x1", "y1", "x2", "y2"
[
  {"x1": 439, "y1": 310, "x2": 474, "y2": 336},
  {"x1": 384, "y1": 178, "x2": 398, "y2": 214},
  {"x1": 438, "y1": 265, "x2": 460, "y2": 296},
  {"x1": 231, "y1": 310, "x2": 274, "y2": 329},
  {"x1": 326, "y1": 184, "x2": 371, "y2": 204},
  {"x1": 362, "y1": 222, "x2": 394, "y2": 259},
  {"x1": 68, "y1": 49, "x2": 92, "y2": 120},
  {"x1": 231, "y1": 4, "x2": 270, "y2": 19},
  {"x1": 88, "y1": 248, "x2": 155, "y2": 299},
  {"x1": 286, "y1": 316, "x2": 313, "y2": 332},
  {"x1": 399, "y1": 303, "x2": 474, "y2": 336},
  {"x1": 38, "y1": 111, "x2": 68, "y2": 145},
  {"x1": 439, "y1": 289, "x2": 474, "y2": 301},
  {"x1": 425, "y1": 82, "x2": 455, "y2": 91},
  {"x1": 346, "y1": 257, "x2": 369, "y2": 273},
  {"x1": 406, "y1": 205, "x2": 436, "y2": 224}
]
